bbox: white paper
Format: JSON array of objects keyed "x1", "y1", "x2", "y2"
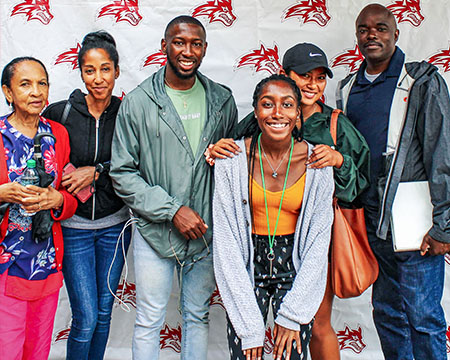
[{"x1": 391, "y1": 181, "x2": 433, "y2": 252}]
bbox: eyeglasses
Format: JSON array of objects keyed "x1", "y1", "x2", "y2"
[{"x1": 168, "y1": 228, "x2": 210, "y2": 269}]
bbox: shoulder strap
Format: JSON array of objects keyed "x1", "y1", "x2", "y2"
[
  {"x1": 329, "y1": 109, "x2": 342, "y2": 146},
  {"x1": 0, "y1": 132, "x2": 7, "y2": 184},
  {"x1": 0, "y1": 133, "x2": 10, "y2": 239},
  {"x1": 60, "y1": 101, "x2": 72, "y2": 126}
]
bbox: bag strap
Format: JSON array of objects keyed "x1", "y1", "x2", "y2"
[
  {"x1": 329, "y1": 109, "x2": 342, "y2": 146},
  {"x1": 0, "y1": 133, "x2": 10, "y2": 240},
  {"x1": 0, "y1": 133, "x2": 7, "y2": 184},
  {"x1": 60, "y1": 100, "x2": 72, "y2": 126}
]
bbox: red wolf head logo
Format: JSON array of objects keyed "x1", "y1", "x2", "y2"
[
  {"x1": 209, "y1": 286, "x2": 225, "y2": 310},
  {"x1": 192, "y1": 0, "x2": 236, "y2": 27},
  {"x1": 282, "y1": 0, "x2": 330, "y2": 27},
  {"x1": 330, "y1": 45, "x2": 365, "y2": 73},
  {"x1": 143, "y1": 50, "x2": 167, "y2": 68},
  {"x1": 387, "y1": 0, "x2": 424, "y2": 27},
  {"x1": 236, "y1": 43, "x2": 281, "y2": 74},
  {"x1": 54, "y1": 327, "x2": 70, "y2": 342},
  {"x1": 119, "y1": 91, "x2": 126, "y2": 101},
  {"x1": 428, "y1": 46, "x2": 450, "y2": 73},
  {"x1": 11, "y1": 0, "x2": 53, "y2": 25},
  {"x1": 55, "y1": 43, "x2": 81, "y2": 70},
  {"x1": 115, "y1": 279, "x2": 136, "y2": 308},
  {"x1": 159, "y1": 323, "x2": 182, "y2": 353},
  {"x1": 337, "y1": 325, "x2": 366, "y2": 353},
  {"x1": 98, "y1": 0, "x2": 142, "y2": 26},
  {"x1": 264, "y1": 326, "x2": 274, "y2": 354}
]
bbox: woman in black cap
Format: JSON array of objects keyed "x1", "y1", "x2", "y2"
[{"x1": 208, "y1": 43, "x2": 370, "y2": 360}]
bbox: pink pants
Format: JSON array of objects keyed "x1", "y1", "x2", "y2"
[{"x1": 0, "y1": 271, "x2": 59, "y2": 360}]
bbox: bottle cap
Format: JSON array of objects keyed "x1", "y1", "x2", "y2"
[{"x1": 26, "y1": 159, "x2": 36, "y2": 168}]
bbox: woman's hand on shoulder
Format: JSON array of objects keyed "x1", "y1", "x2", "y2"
[
  {"x1": 273, "y1": 323, "x2": 301, "y2": 360},
  {"x1": 0, "y1": 182, "x2": 36, "y2": 204},
  {"x1": 62, "y1": 166, "x2": 98, "y2": 195},
  {"x1": 306, "y1": 144, "x2": 344, "y2": 169},
  {"x1": 243, "y1": 346, "x2": 263, "y2": 360},
  {"x1": 210, "y1": 138, "x2": 241, "y2": 159}
]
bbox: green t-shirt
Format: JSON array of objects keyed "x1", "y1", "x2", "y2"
[{"x1": 165, "y1": 77, "x2": 206, "y2": 154}]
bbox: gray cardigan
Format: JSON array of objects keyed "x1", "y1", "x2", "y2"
[{"x1": 213, "y1": 139, "x2": 334, "y2": 350}]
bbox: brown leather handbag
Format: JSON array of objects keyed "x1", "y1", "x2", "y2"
[{"x1": 329, "y1": 109, "x2": 379, "y2": 299}]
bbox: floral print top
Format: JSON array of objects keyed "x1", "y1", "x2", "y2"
[{"x1": 0, "y1": 115, "x2": 58, "y2": 284}]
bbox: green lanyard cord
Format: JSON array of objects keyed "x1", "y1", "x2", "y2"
[{"x1": 257, "y1": 133, "x2": 294, "y2": 257}]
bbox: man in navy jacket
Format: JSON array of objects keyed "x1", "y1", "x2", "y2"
[{"x1": 337, "y1": 4, "x2": 450, "y2": 359}]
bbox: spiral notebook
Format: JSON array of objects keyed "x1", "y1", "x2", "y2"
[{"x1": 391, "y1": 181, "x2": 433, "y2": 252}]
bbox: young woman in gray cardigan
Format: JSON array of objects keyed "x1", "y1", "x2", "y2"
[{"x1": 213, "y1": 75, "x2": 334, "y2": 360}]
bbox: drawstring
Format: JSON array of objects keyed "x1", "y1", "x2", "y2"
[
  {"x1": 156, "y1": 107, "x2": 161, "y2": 138},
  {"x1": 168, "y1": 228, "x2": 210, "y2": 313},
  {"x1": 91, "y1": 169, "x2": 97, "y2": 194}
]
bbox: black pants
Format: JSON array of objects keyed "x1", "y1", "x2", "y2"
[{"x1": 227, "y1": 234, "x2": 313, "y2": 360}]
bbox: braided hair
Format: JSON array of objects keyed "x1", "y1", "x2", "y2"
[{"x1": 247, "y1": 74, "x2": 304, "y2": 232}]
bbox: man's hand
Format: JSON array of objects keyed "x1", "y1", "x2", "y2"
[
  {"x1": 306, "y1": 144, "x2": 344, "y2": 169},
  {"x1": 243, "y1": 346, "x2": 263, "y2": 360},
  {"x1": 273, "y1": 323, "x2": 301, "y2": 360},
  {"x1": 420, "y1": 232, "x2": 450, "y2": 256},
  {"x1": 172, "y1": 206, "x2": 208, "y2": 240}
]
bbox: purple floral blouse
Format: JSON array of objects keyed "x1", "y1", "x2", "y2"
[{"x1": 0, "y1": 115, "x2": 58, "y2": 283}]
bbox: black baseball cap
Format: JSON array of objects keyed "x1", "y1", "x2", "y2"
[{"x1": 282, "y1": 43, "x2": 333, "y2": 79}]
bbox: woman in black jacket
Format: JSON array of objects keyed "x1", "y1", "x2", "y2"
[{"x1": 43, "y1": 31, "x2": 131, "y2": 360}]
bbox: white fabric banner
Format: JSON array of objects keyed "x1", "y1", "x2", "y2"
[{"x1": 1, "y1": 0, "x2": 450, "y2": 359}]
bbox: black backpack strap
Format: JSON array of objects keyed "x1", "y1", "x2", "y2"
[{"x1": 60, "y1": 101, "x2": 72, "y2": 126}]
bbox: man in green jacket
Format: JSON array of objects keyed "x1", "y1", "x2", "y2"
[{"x1": 110, "y1": 15, "x2": 237, "y2": 360}]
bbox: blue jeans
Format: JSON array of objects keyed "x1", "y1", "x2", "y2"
[
  {"x1": 132, "y1": 229, "x2": 215, "y2": 360},
  {"x1": 62, "y1": 222, "x2": 131, "y2": 360},
  {"x1": 368, "y1": 231, "x2": 446, "y2": 360}
]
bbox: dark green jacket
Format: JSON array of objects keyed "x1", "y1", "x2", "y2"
[
  {"x1": 110, "y1": 67, "x2": 238, "y2": 260},
  {"x1": 236, "y1": 102, "x2": 370, "y2": 203}
]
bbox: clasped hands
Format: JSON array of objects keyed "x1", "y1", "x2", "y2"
[
  {"x1": 243, "y1": 324, "x2": 302, "y2": 360},
  {"x1": 0, "y1": 182, "x2": 63, "y2": 214}
]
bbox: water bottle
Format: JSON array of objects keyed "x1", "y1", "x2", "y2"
[{"x1": 19, "y1": 159, "x2": 40, "y2": 216}]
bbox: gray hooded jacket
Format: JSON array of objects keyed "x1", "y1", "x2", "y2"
[
  {"x1": 111, "y1": 67, "x2": 238, "y2": 260},
  {"x1": 337, "y1": 61, "x2": 450, "y2": 243},
  {"x1": 213, "y1": 139, "x2": 334, "y2": 349}
]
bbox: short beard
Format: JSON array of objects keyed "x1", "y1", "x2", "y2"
[{"x1": 167, "y1": 56, "x2": 198, "y2": 80}]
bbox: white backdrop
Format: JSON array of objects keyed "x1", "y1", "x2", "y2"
[{"x1": 1, "y1": 0, "x2": 450, "y2": 359}]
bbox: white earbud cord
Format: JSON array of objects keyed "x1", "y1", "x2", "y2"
[{"x1": 106, "y1": 216, "x2": 138, "y2": 312}]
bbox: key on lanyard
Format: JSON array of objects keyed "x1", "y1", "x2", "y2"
[{"x1": 268, "y1": 249, "x2": 275, "y2": 277}]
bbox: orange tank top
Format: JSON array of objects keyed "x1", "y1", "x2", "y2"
[{"x1": 250, "y1": 173, "x2": 306, "y2": 235}]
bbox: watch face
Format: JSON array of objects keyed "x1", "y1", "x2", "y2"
[{"x1": 96, "y1": 164, "x2": 104, "y2": 173}]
